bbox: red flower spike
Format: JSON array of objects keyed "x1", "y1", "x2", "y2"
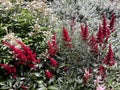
[
  {"x1": 97, "y1": 24, "x2": 104, "y2": 44},
  {"x1": 102, "y1": 15, "x2": 107, "y2": 30},
  {"x1": 89, "y1": 34, "x2": 97, "y2": 46},
  {"x1": 49, "y1": 57, "x2": 58, "y2": 67},
  {"x1": 45, "y1": 70, "x2": 53, "y2": 79},
  {"x1": 83, "y1": 68, "x2": 92, "y2": 85},
  {"x1": 88, "y1": 34, "x2": 99, "y2": 54},
  {"x1": 102, "y1": 15, "x2": 111, "y2": 39},
  {"x1": 80, "y1": 24, "x2": 89, "y2": 41},
  {"x1": 48, "y1": 41, "x2": 55, "y2": 56},
  {"x1": 102, "y1": 15, "x2": 109, "y2": 38},
  {"x1": 91, "y1": 44, "x2": 99, "y2": 54},
  {"x1": 19, "y1": 41, "x2": 40, "y2": 63},
  {"x1": 80, "y1": 24, "x2": 85, "y2": 32},
  {"x1": 17, "y1": 40, "x2": 40, "y2": 62},
  {"x1": 3, "y1": 41, "x2": 40, "y2": 69},
  {"x1": 103, "y1": 44, "x2": 116, "y2": 66},
  {"x1": 63, "y1": 27, "x2": 71, "y2": 42},
  {"x1": 106, "y1": 27, "x2": 110, "y2": 38},
  {"x1": 84, "y1": 24, "x2": 89, "y2": 38},
  {"x1": 48, "y1": 33, "x2": 59, "y2": 56},
  {"x1": 0, "y1": 64, "x2": 16, "y2": 78},
  {"x1": 62, "y1": 27, "x2": 72, "y2": 47},
  {"x1": 109, "y1": 13, "x2": 116, "y2": 30},
  {"x1": 98, "y1": 65, "x2": 106, "y2": 79}
]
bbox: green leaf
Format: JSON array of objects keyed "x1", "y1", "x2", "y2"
[
  {"x1": 37, "y1": 80, "x2": 44, "y2": 84},
  {"x1": 37, "y1": 87, "x2": 47, "y2": 90},
  {"x1": 47, "y1": 86, "x2": 58, "y2": 90},
  {"x1": 0, "y1": 86, "x2": 10, "y2": 90}
]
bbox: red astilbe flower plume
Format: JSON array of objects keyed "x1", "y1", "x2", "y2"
[
  {"x1": 88, "y1": 34, "x2": 99, "y2": 54},
  {"x1": 97, "y1": 24, "x2": 104, "y2": 44},
  {"x1": 17, "y1": 40, "x2": 40, "y2": 62},
  {"x1": 3, "y1": 41, "x2": 40, "y2": 69},
  {"x1": 106, "y1": 27, "x2": 110, "y2": 38},
  {"x1": 91, "y1": 44, "x2": 99, "y2": 54},
  {"x1": 63, "y1": 27, "x2": 71, "y2": 42},
  {"x1": 0, "y1": 64, "x2": 16, "y2": 78},
  {"x1": 98, "y1": 65, "x2": 106, "y2": 79},
  {"x1": 45, "y1": 70, "x2": 53, "y2": 79},
  {"x1": 62, "y1": 27, "x2": 72, "y2": 48},
  {"x1": 89, "y1": 34, "x2": 97, "y2": 46},
  {"x1": 102, "y1": 15, "x2": 111, "y2": 39},
  {"x1": 109, "y1": 13, "x2": 116, "y2": 30},
  {"x1": 103, "y1": 44, "x2": 116, "y2": 66},
  {"x1": 48, "y1": 33, "x2": 59, "y2": 56},
  {"x1": 80, "y1": 24, "x2": 89, "y2": 41},
  {"x1": 49, "y1": 56, "x2": 58, "y2": 67},
  {"x1": 102, "y1": 15, "x2": 109, "y2": 38},
  {"x1": 102, "y1": 15, "x2": 107, "y2": 30},
  {"x1": 83, "y1": 68, "x2": 92, "y2": 85}
]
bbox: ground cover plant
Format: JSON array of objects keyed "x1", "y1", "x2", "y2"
[{"x1": 0, "y1": 0, "x2": 120, "y2": 90}]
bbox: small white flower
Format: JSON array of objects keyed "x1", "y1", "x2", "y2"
[{"x1": 2, "y1": 33, "x2": 22, "y2": 48}]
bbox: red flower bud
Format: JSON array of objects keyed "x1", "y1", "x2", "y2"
[
  {"x1": 109, "y1": 13, "x2": 116, "y2": 30},
  {"x1": 98, "y1": 65, "x2": 106, "y2": 79},
  {"x1": 103, "y1": 44, "x2": 116, "y2": 66},
  {"x1": 63, "y1": 27, "x2": 71, "y2": 42},
  {"x1": 45, "y1": 70, "x2": 53, "y2": 79},
  {"x1": 97, "y1": 24, "x2": 104, "y2": 44},
  {"x1": 80, "y1": 24, "x2": 89, "y2": 41},
  {"x1": 49, "y1": 57, "x2": 58, "y2": 67},
  {"x1": 0, "y1": 64, "x2": 16, "y2": 78}
]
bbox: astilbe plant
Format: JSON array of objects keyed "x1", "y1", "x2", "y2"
[
  {"x1": 0, "y1": 40, "x2": 41, "y2": 89},
  {"x1": 0, "y1": 36, "x2": 62, "y2": 89},
  {"x1": 44, "y1": 14, "x2": 117, "y2": 89},
  {"x1": 49, "y1": 0, "x2": 120, "y2": 62}
]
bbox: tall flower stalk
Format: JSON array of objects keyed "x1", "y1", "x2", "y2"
[
  {"x1": 62, "y1": 27, "x2": 72, "y2": 48},
  {"x1": 80, "y1": 24, "x2": 89, "y2": 41},
  {"x1": 103, "y1": 44, "x2": 116, "y2": 66}
]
